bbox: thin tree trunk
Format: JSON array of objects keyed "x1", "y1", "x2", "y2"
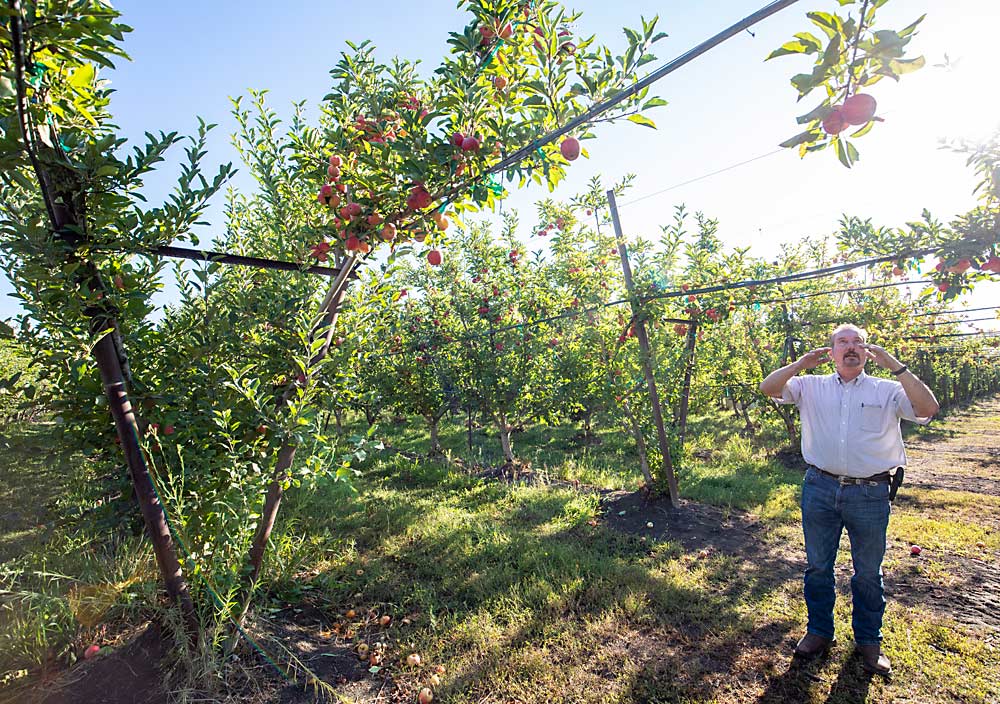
[
  {"x1": 466, "y1": 406, "x2": 474, "y2": 453},
  {"x1": 621, "y1": 401, "x2": 653, "y2": 489},
  {"x1": 676, "y1": 321, "x2": 699, "y2": 449},
  {"x1": 243, "y1": 443, "x2": 296, "y2": 592},
  {"x1": 240, "y1": 259, "x2": 355, "y2": 607},
  {"x1": 497, "y1": 415, "x2": 514, "y2": 464},
  {"x1": 9, "y1": 10, "x2": 198, "y2": 634},
  {"x1": 427, "y1": 414, "x2": 442, "y2": 455}
]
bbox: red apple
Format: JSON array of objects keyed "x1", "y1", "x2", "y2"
[
  {"x1": 407, "y1": 653, "x2": 422, "y2": 667},
  {"x1": 937, "y1": 282, "x2": 949, "y2": 292},
  {"x1": 451, "y1": 132, "x2": 465, "y2": 147},
  {"x1": 822, "y1": 108, "x2": 848, "y2": 135},
  {"x1": 418, "y1": 687, "x2": 434, "y2": 703},
  {"x1": 427, "y1": 250, "x2": 443, "y2": 266},
  {"x1": 841, "y1": 93, "x2": 877, "y2": 125},
  {"x1": 345, "y1": 236, "x2": 361, "y2": 251},
  {"x1": 560, "y1": 136, "x2": 581, "y2": 161},
  {"x1": 493, "y1": 75, "x2": 507, "y2": 90},
  {"x1": 84, "y1": 644, "x2": 101, "y2": 660},
  {"x1": 407, "y1": 185, "x2": 433, "y2": 210},
  {"x1": 163, "y1": 425, "x2": 175, "y2": 436},
  {"x1": 328, "y1": 154, "x2": 343, "y2": 168},
  {"x1": 910, "y1": 545, "x2": 922, "y2": 556},
  {"x1": 461, "y1": 136, "x2": 480, "y2": 151},
  {"x1": 498, "y1": 22, "x2": 513, "y2": 40},
  {"x1": 367, "y1": 213, "x2": 383, "y2": 226},
  {"x1": 347, "y1": 202, "x2": 362, "y2": 217},
  {"x1": 320, "y1": 184, "x2": 333, "y2": 198},
  {"x1": 327, "y1": 165, "x2": 341, "y2": 180},
  {"x1": 380, "y1": 223, "x2": 397, "y2": 241}
]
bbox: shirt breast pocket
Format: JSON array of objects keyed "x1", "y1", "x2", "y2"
[{"x1": 860, "y1": 403, "x2": 884, "y2": 432}]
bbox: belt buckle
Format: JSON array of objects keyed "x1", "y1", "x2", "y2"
[{"x1": 837, "y1": 475, "x2": 854, "y2": 485}]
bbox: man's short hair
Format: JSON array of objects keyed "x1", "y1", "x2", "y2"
[{"x1": 830, "y1": 323, "x2": 868, "y2": 347}]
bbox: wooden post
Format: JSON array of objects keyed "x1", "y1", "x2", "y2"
[
  {"x1": 607, "y1": 190, "x2": 679, "y2": 507},
  {"x1": 676, "y1": 320, "x2": 699, "y2": 450}
]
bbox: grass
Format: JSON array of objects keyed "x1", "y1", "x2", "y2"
[{"x1": 2, "y1": 401, "x2": 999, "y2": 703}]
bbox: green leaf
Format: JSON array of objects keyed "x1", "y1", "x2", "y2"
[
  {"x1": 834, "y1": 138, "x2": 859, "y2": 168},
  {"x1": 642, "y1": 97, "x2": 668, "y2": 109},
  {"x1": 627, "y1": 114, "x2": 656, "y2": 129},
  {"x1": 807, "y1": 11, "x2": 841, "y2": 39},
  {"x1": 897, "y1": 14, "x2": 926, "y2": 39},
  {"x1": 889, "y1": 56, "x2": 925, "y2": 76},
  {"x1": 779, "y1": 130, "x2": 821, "y2": 149},
  {"x1": 849, "y1": 120, "x2": 876, "y2": 138},
  {"x1": 767, "y1": 39, "x2": 818, "y2": 60},
  {"x1": 796, "y1": 102, "x2": 832, "y2": 125}
]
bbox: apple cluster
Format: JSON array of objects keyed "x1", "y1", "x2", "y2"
[{"x1": 822, "y1": 93, "x2": 877, "y2": 135}]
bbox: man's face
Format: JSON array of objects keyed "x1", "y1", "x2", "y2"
[{"x1": 831, "y1": 328, "x2": 867, "y2": 373}]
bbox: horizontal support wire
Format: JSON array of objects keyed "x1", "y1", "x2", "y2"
[{"x1": 152, "y1": 245, "x2": 349, "y2": 278}]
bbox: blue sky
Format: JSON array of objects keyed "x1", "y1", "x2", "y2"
[{"x1": 3, "y1": 0, "x2": 998, "y2": 326}]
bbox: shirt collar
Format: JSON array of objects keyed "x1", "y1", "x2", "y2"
[{"x1": 835, "y1": 370, "x2": 867, "y2": 386}]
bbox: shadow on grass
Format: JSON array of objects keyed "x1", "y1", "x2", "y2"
[{"x1": 271, "y1": 454, "x2": 820, "y2": 702}]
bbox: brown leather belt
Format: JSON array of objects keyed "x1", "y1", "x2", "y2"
[{"x1": 813, "y1": 467, "x2": 891, "y2": 485}]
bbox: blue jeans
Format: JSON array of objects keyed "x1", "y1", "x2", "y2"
[{"x1": 800, "y1": 467, "x2": 891, "y2": 646}]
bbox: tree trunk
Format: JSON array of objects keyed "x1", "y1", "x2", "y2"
[
  {"x1": 497, "y1": 416, "x2": 514, "y2": 464},
  {"x1": 240, "y1": 258, "x2": 355, "y2": 606},
  {"x1": 334, "y1": 407, "x2": 344, "y2": 432},
  {"x1": 621, "y1": 401, "x2": 654, "y2": 489},
  {"x1": 243, "y1": 443, "x2": 296, "y2": 595},
  {"x1": 466, "y1": 406, "x2": 474, "y2": 453},
  {"x1": 94, "y1": 329, "x2": 198, "y2": 635},
  {"x1": 676, "y1": 322, "x2": 699, "y2": 449},
  {"x1": 427, "y1": 414, "x2": 443, "y2": 455},
  {"x1": 9, "y1": 11, "x2": 198, "y2": 635}
]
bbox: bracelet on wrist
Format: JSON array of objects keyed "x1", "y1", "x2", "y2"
[{"x1": 890, "y1": 364, "x2": 908, "y2": 376}]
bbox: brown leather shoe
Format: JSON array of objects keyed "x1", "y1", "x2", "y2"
[
  {"x1": 793, "y1": 633, "x2": 835, "y2": 659},
  {"x1": 857, "y1": 644, "x2": 892, "y2": 677}
]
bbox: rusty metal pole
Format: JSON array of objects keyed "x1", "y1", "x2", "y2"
[{"x1": 607, "y1": 190, "x2": 679, "y2": 506}]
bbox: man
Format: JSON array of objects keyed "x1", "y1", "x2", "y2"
[{"x1": 760, "y1": 323, "x2": 939, "y2": 677}]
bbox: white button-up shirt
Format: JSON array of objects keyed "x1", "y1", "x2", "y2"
[{"x1": 779, "y1": 371, "x2": 930, "y2": 477}]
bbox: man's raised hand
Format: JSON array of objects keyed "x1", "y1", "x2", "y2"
[
  {"x1": 863, "y1": 343, "x2": 900, "y2": 370},
  {"x1": 797, "y1": 347, "x2": 832, "y2": 370}
]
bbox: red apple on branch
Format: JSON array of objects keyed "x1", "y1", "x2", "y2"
[
  {"x1": 841, "y1": 93, "x2": 877, "y2": 125},
  {"x1": 560, "y1": 136, "x2": 581, "y2": 161}
]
